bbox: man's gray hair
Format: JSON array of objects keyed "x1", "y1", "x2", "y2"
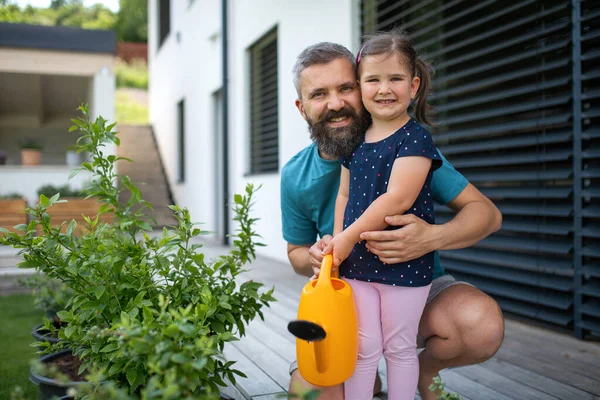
[{"x1": 292, "y1": 42, "x2": 356, "y2": 98}]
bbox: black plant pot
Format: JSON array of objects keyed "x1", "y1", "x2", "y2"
[
  {"x1": 31, "y1": 323, "x2": 60, "y2": 351},
  {"x1": 29, "y1": 349, "x2": 88, "y2": 400}
]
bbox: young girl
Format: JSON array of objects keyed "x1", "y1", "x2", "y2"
[{"x1": 322, "y1": 29, "x2": 441, "y2": 399}]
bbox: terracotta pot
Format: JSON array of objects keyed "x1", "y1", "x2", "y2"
[{"x1": 21, "y1": 149, "x2": 41, "y2": 165}]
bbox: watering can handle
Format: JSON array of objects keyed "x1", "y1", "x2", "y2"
[{"x1": 316, "y1": 254, "x2": 334, "y2": 289}]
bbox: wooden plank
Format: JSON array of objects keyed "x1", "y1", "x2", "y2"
[
  {"x1": 504, "y1": 319, "x2": 600, "y2": 355},
  {"x1": 438, "y1": 368, "x2": 514, "y2": 400},
  {"x1": 233, "y1": 333, "x2": 291, "y2": 390},
  {"x1": 496, "y1": 342, "x2": 600, "y2": 395},
  {"x1": 252, "y1": 394, "x2": 287, "y2": 400},
  {"x1": 221, "y1": 379, "x2": 247, "y2": 400},
  {"x1": 481, "y1": 358, "x2": 596, "y2": 400},
  {"x1": 504, "y1": 320, "x2": 600, "y2": 368},
  {"x1": 223, "y1": 343, "x2": 284, "y2": 398},
  {"x1": 457, "y1": 364, "x2": 558, "y2": 400},
  {"x1": 246, "y1": 318, "x2": 296, "y2": 363},
  {"x1": 497, "y1": 337, "x2": 600, "y2": 382}
]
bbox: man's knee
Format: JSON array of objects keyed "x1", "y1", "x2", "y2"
[{"x1": 453, "y1": 289, "x2": 504, "y2": 360}]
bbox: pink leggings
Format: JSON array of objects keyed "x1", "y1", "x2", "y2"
[{"x1": 344, "y1": 279, "x2": 431, "y2": 400}]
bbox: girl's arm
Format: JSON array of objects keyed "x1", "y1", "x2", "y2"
[
  {"x1": 334, "y1": 167, "x2": 350, "y2": 236},
  {"x1": 343, "y1": 156, "x2": 431, "y2": 243},
  {"x1": 324, "y1": 156, "x2": 432, "y2": 265}
]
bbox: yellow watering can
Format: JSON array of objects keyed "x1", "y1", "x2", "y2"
[{"x1": 287, "y1": 254, "x2": 358, "y2": 386}]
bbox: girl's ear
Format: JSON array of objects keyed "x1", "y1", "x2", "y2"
[{"x1": 411, "y1": 76, "x2": 421, "y2": 99}]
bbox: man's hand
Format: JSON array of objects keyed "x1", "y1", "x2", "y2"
[
  {"x1": 309, "y1": 235, "x2": 332, "y2": 276},
  {"x1": 360, "y1": 214, "x2": 439, "y2": 264}
]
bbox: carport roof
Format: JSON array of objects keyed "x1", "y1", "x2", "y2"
[{"x1": 0, "y1": 22, "x2": 116, "y2": 54}]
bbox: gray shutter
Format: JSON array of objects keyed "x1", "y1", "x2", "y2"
[
  {"x1": 579, "y1": 0, "x2": 600, "y2": 337},
  {"x1": 250, "y1": 28, "x2": 279, "y2": 174},
  {"x1": 361, "y1": 0, "x2": 600, "y2": 337}
]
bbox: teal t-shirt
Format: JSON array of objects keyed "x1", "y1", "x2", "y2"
[{"x1": 280, "y1": 142, "x2": 468, "y2": 278}]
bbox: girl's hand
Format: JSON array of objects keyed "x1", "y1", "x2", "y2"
[{"x1": 322, "y1": 234, "x2": 355, "y2": 267}]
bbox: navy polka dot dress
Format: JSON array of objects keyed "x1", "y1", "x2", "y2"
[{"x1": 340, "y1": 119, "x2": 442, "y2": 287}]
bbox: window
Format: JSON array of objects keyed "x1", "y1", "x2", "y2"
[
  {"x1": 249, "y1": 27, "x2": 278, "y2": 174},
  {"x1": 158, "y1": 0, "x2": 170, "y2": 48},
  {"x1": 177, "y1": 99, "x2": 185, "y2": 183}
]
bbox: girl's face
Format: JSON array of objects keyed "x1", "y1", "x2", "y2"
[{"x1": 359, "y1": 53, "x2": 420, "y2": 125}]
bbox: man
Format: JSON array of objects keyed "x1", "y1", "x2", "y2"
[{"x1": 281, "y1": 42, "x2": 504, "y2": 400}]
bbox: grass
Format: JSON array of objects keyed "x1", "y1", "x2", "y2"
[
  {"x1": 115, "y1": 58, "x2": 148, "y2": 89},
  {"x1": 116, "y1": 90, "x2": 148, "y2": 125},
  {"x1": 0, "y1": 294, "x2": 44, "y2": 400}
]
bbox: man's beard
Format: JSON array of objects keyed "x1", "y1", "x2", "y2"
[{"x1": 307, "y1": 107, "x2": 371, "y2": 159}]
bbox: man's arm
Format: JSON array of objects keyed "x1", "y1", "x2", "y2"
[
  {"x1": 361, "y1": 183, "x2": 501, "y2": 264},
  {"x1": 436, "y1": 182, "x2": 502, "y2": 250},
  {"x1": 287, "y1": 243, "x2": 313, "y2": 277}
]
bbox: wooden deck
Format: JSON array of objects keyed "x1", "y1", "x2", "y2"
[{"x1": 197, "y1": 243, "x2": 600, "y2": 400}]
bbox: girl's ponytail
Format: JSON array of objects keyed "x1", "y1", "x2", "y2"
[{"x1": 414, "y1": 57, "x2": 435, "y2": 126}]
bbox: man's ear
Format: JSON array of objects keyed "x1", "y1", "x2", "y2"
[{"x1": 295, "y1": 98, "x2": 308, "y2": 121}]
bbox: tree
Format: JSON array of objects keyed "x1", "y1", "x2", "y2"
[{"x1": 115, "y1": 0, "x2": 147, "y2": 43}]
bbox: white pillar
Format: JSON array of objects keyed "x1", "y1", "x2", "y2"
[{"x1": 89, "y1": 67, "x2": 116, "y2": 158}]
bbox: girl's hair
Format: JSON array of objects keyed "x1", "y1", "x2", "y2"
[{"x1": 358, "y1": 28, "x2": 435, "y2": 126}]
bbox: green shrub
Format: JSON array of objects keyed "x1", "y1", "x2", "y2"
[
  {"x1": 1, "y1": 105, "x2": 274, "y2": 399},
  {"x1": 0, "y1": 193, "x2": 25, "y2": 200},
  {"x1": 37, "y1": 184, "x2": 85, "y2": 198}
]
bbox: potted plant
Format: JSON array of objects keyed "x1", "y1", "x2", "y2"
[
  {"x1": 19, "y1": 139, "x2": 43, "y2": 166},
  {"x1": 0, "y1": 192, "x2": 27, "y2": 235},
  {"x1": 1, "y1": 105, "x2": 275, "y2": 399},
  {"x1": 19, "y1": 273, "x2": 73, "y2": 350}
]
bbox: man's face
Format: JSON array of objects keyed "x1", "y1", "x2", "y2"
[{"x1": 295, "y1": 58, "x2": 370, "y2": 159}]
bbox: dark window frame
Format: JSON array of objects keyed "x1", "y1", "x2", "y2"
[
  {"x1": 248, "y1": 27, "x2": 279, "y2": 175},
  {"x1": 158, "y1": 0, "x2": 170, "y2": 49},
  {"x1": 177, "y1": 99, "x2": 185, "y2": 183}
]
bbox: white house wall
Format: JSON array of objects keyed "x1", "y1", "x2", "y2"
[
  {"x1": 148, "y1": 0, "x2": 223, "y2": 236},
  {"x1": 149, "y1": 0, "x2": 358, "y2": 262}
]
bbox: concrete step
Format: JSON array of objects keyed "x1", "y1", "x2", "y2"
[{"x1": 116, "y1": 125, "x2": 175, "y2": 228}]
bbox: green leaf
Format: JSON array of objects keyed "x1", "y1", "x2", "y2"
[
  {"x1": 234, "y1": 194, "x2": 242, "y2": 204},
  {"x1": 170, "y1": 353, "x2": 188, "y2": 364},
  {"x1": 121, "y1": 311, "x2": 130, "y2": 325},
  {"x1": 126, "y1": 369, "x2": 137, "y2": 386},
  {"x1": 64, "y1": 325, "x2": 76, "y2": 339},
  {"x1": 69, "y1": 125, "x2": 78, "y2": 132},
  {"x1": 212, "y1": 321, "x2": 225, "y2": 334},
  {"x1": 56, "y1": 311, "x2": 70, "y2": 321},
  {"x1": 68, "y1": 168, "x2": 83, "y2": 179},
  {"x1": 191, "y1": 358, "x2": 207, "y2": 371},
  {"x1": 94, "y1": 285, "x2": 105, "y2": 299},
  {"x1": 142, "y1": 306, "x2": 153, "y2": 322},
  {"x1": 13, "y1": 224, "x2": 28, "y2": 231},
  {"x1": 82, "y1": 162, "x2": 93, "y2": 171},
  {"x1": 137, "y1": 221, "x2": 152, "y2": 231},
  {"x1": 178, "y1": 323, "x2": 195, "y2": 335},
  {"x1": 133, "y1": 291, "x2": 146, "y2": 306},
  {"x1": 101, "y1": 343, "x2": 118, "y2": 353},
  {"x1": 66, "y1": 220, "x2": 77, "y2": 237},
  {"x1": 39, "y1": 194, "x2": 49, "y2": 208}
]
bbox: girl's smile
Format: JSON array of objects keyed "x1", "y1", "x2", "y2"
[{"x1": 359, "y1": 54, "x2": 420, "y2": 128}]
